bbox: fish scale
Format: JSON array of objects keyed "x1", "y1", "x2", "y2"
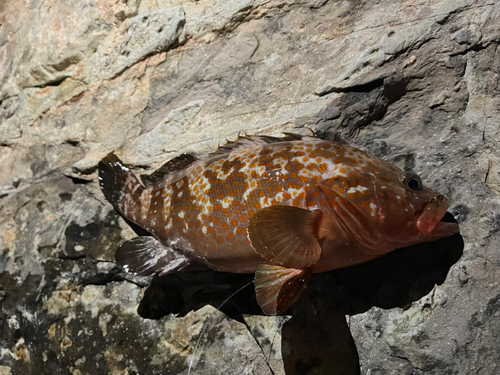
[{"x1": 99, "y1": 134, "x2": 459, "y2": 315}]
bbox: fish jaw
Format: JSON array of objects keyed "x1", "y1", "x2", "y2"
[
  {"x1": 416, "y1": 195, "x2": 459, "y2": 238},
  {"x1": 430, "y1": 220, "x2": 461, "y2": 237}
]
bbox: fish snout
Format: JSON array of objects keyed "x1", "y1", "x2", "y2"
[
  {"x1": 416, "y1": 195, "x2": 452, "y2": 236},
  {"x1": 430, "y1": 194, "x2": 450, "y2": 209}
]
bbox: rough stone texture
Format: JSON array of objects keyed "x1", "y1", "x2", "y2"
[{"x1": 0, "y1": 0, "x2": 499, "y2": 374}]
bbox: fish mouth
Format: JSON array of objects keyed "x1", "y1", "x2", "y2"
[
  {"x1": 431, "y1": 219, "x2": 461, "y2": 236},
  {"x1": 417, "y1": 195, "x2": 460, "y2": 237}
]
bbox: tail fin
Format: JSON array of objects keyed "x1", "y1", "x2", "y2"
[{"x1": 98, "y1": 154, "x2": 144, "y2": 221}]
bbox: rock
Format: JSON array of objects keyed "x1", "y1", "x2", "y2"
[
  {"x1": 180, "y1": 0, "x2": 263, "y2": 42},
  {"x1": 125, "y1": 100, "x2": 205, "y2": 165},
  {"x1": 81, "y1": 6, "x2": 186, "y2": 83},
  {"x1": 1, "y1": 0, "x2": 500, "y2": 374}
]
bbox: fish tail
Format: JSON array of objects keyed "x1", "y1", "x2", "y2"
[{"x1": 98, "y1": 153, "x2": 144, "y2": 220}]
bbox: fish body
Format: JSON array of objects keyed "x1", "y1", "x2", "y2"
[{"x1": 99, "y1": 134, "x2": 459, "y2": 314}]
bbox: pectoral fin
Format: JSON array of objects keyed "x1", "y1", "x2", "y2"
[
  {"x1": 255, "y1": 264, "x2": 312, "y2": 315},
  {"x1": 248, "y1": 205, "x2": 323, "y2": 269},
  {"x1": 116, "y1": 236, "x2": 191, "y2": 276}
]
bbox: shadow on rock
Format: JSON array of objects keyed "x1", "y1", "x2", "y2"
[
  {"x1": 138, "y1": 213, "x2": 463, "y2": 374},
  {"x1": 282, "y1": 298, "x2": 361, "y2": 375}
]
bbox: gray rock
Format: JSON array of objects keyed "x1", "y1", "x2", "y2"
[{"x1": 82, "y1": 7, "x2": 186, "y2": 83}]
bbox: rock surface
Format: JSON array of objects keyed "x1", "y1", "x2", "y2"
[{"x1": 1, "y1": 0, "x2": 499, "y2": 374}]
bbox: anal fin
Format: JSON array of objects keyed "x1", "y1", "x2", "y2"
[
  {"x1": 254, "y1": 264, "x2": 312, "y2": 315},
  {"x1": 116, "y1": 236, "x2": 191, "y2": 276}
]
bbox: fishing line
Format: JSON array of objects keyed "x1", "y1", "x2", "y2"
[
  {"x1": 267, "y1": 315, "x2": 288, "y2": 365},
  {"x1": 187, "y1": 280, "x2": 254, "y2": 375}
]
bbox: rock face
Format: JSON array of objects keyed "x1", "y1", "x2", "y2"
[{"x1": 0, "y1": 0, "x2": 499, "y2": 374}]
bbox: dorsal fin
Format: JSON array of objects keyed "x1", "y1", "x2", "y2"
[
  {"x1": 209, "y1": 132, "x2": 317, "y2": 158},
  {"x1": 140, "y1": 153, "x2": 198, "y2": 187}
]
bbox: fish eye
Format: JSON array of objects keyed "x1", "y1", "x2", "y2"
[
  {"x1": 403, "y1": 172, "x2": 423, "y2": 191},
  {"x1": 408, "y1": 178, "x2": 420, "y2": 190}
]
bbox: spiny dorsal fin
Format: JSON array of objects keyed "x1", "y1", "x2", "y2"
[
  {"x1": 140, "y1": 153, "x2": 198, "y2": 187},
  {"x1": 209, "y1": 132, "x2": 317, "y2": 158}
]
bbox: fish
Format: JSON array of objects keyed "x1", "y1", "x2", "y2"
[{"x1": 98, "y1": 134, "x2": 460, "y2": 315}]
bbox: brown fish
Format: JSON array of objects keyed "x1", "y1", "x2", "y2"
[{"x1": 98, "y1": 134, "x2": 459, "y2": 315}]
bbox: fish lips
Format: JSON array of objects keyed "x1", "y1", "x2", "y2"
[{"x1": 417, "y1": 195, "x2": 460, "y2": 237}]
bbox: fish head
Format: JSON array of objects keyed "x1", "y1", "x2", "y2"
[
  {"x1": 319, "y1": 157, "x2": 459, "y2": 255},
  {"x1": 365, "y1": 164, "x2": 460, "y2": 249}
]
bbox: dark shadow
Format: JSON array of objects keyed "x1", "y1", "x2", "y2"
[
  {"x1": 282, "y1": 298, "x2": 361, "y2": 375},
  {"x1": 138, "y1": 270, "x2": 259, "y2": 320},
  {"x1": 138, "y1": 213, "x2": 463, "y2": 374}
]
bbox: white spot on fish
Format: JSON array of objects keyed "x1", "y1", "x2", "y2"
[
  {"x1": 166, "y1": 218, "x2": 173, "y2": 230},
  {"x1": 216, "y1": 167, "x2": 234, "y2": 180},
  {"x1": 287, "y1": 187, "x2": 304, "y2": 201},
  {"x1": 273, "y1": 191, "x2": 284, "y2": 203},
  {"x1": 201, "y1": 201, "x2": 213, "y2": 215},
  {"x1": 243, "y1": 182, "x2": 257, "y2": 201},
  {"x1": 194, "y1": 175, "x2": 211, "y2": 194},
  {"x1": 369, "y1": 202, "x2": 378, "y2": 217},
  {"x1": 140, "y1": 189, "x2": 152, "y2": 219},
  {"x1": 321, "y1": 160, "x2": 343, "y2": 179},
  {"x1": 222, "y1": 197, "x2": 234, "y2": 208},
  {"x1": 259, "y1": 196, "x2": 267, "y2": 208},
  {"x1": 347, "y1": 185, "x2": 368, "y2": 194},
  {"x1": 162, "y1": 187, "x2": 173, "y2": 220},
  {"x1": 178, "y1": 211, "x2": 185, "y2": 219},
  {"x1": 118, "y1": 164, "x2": 129, "y2": 172},
  {"x1": 256, "y1": 165, "x2": 266, "y2": 176}
]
